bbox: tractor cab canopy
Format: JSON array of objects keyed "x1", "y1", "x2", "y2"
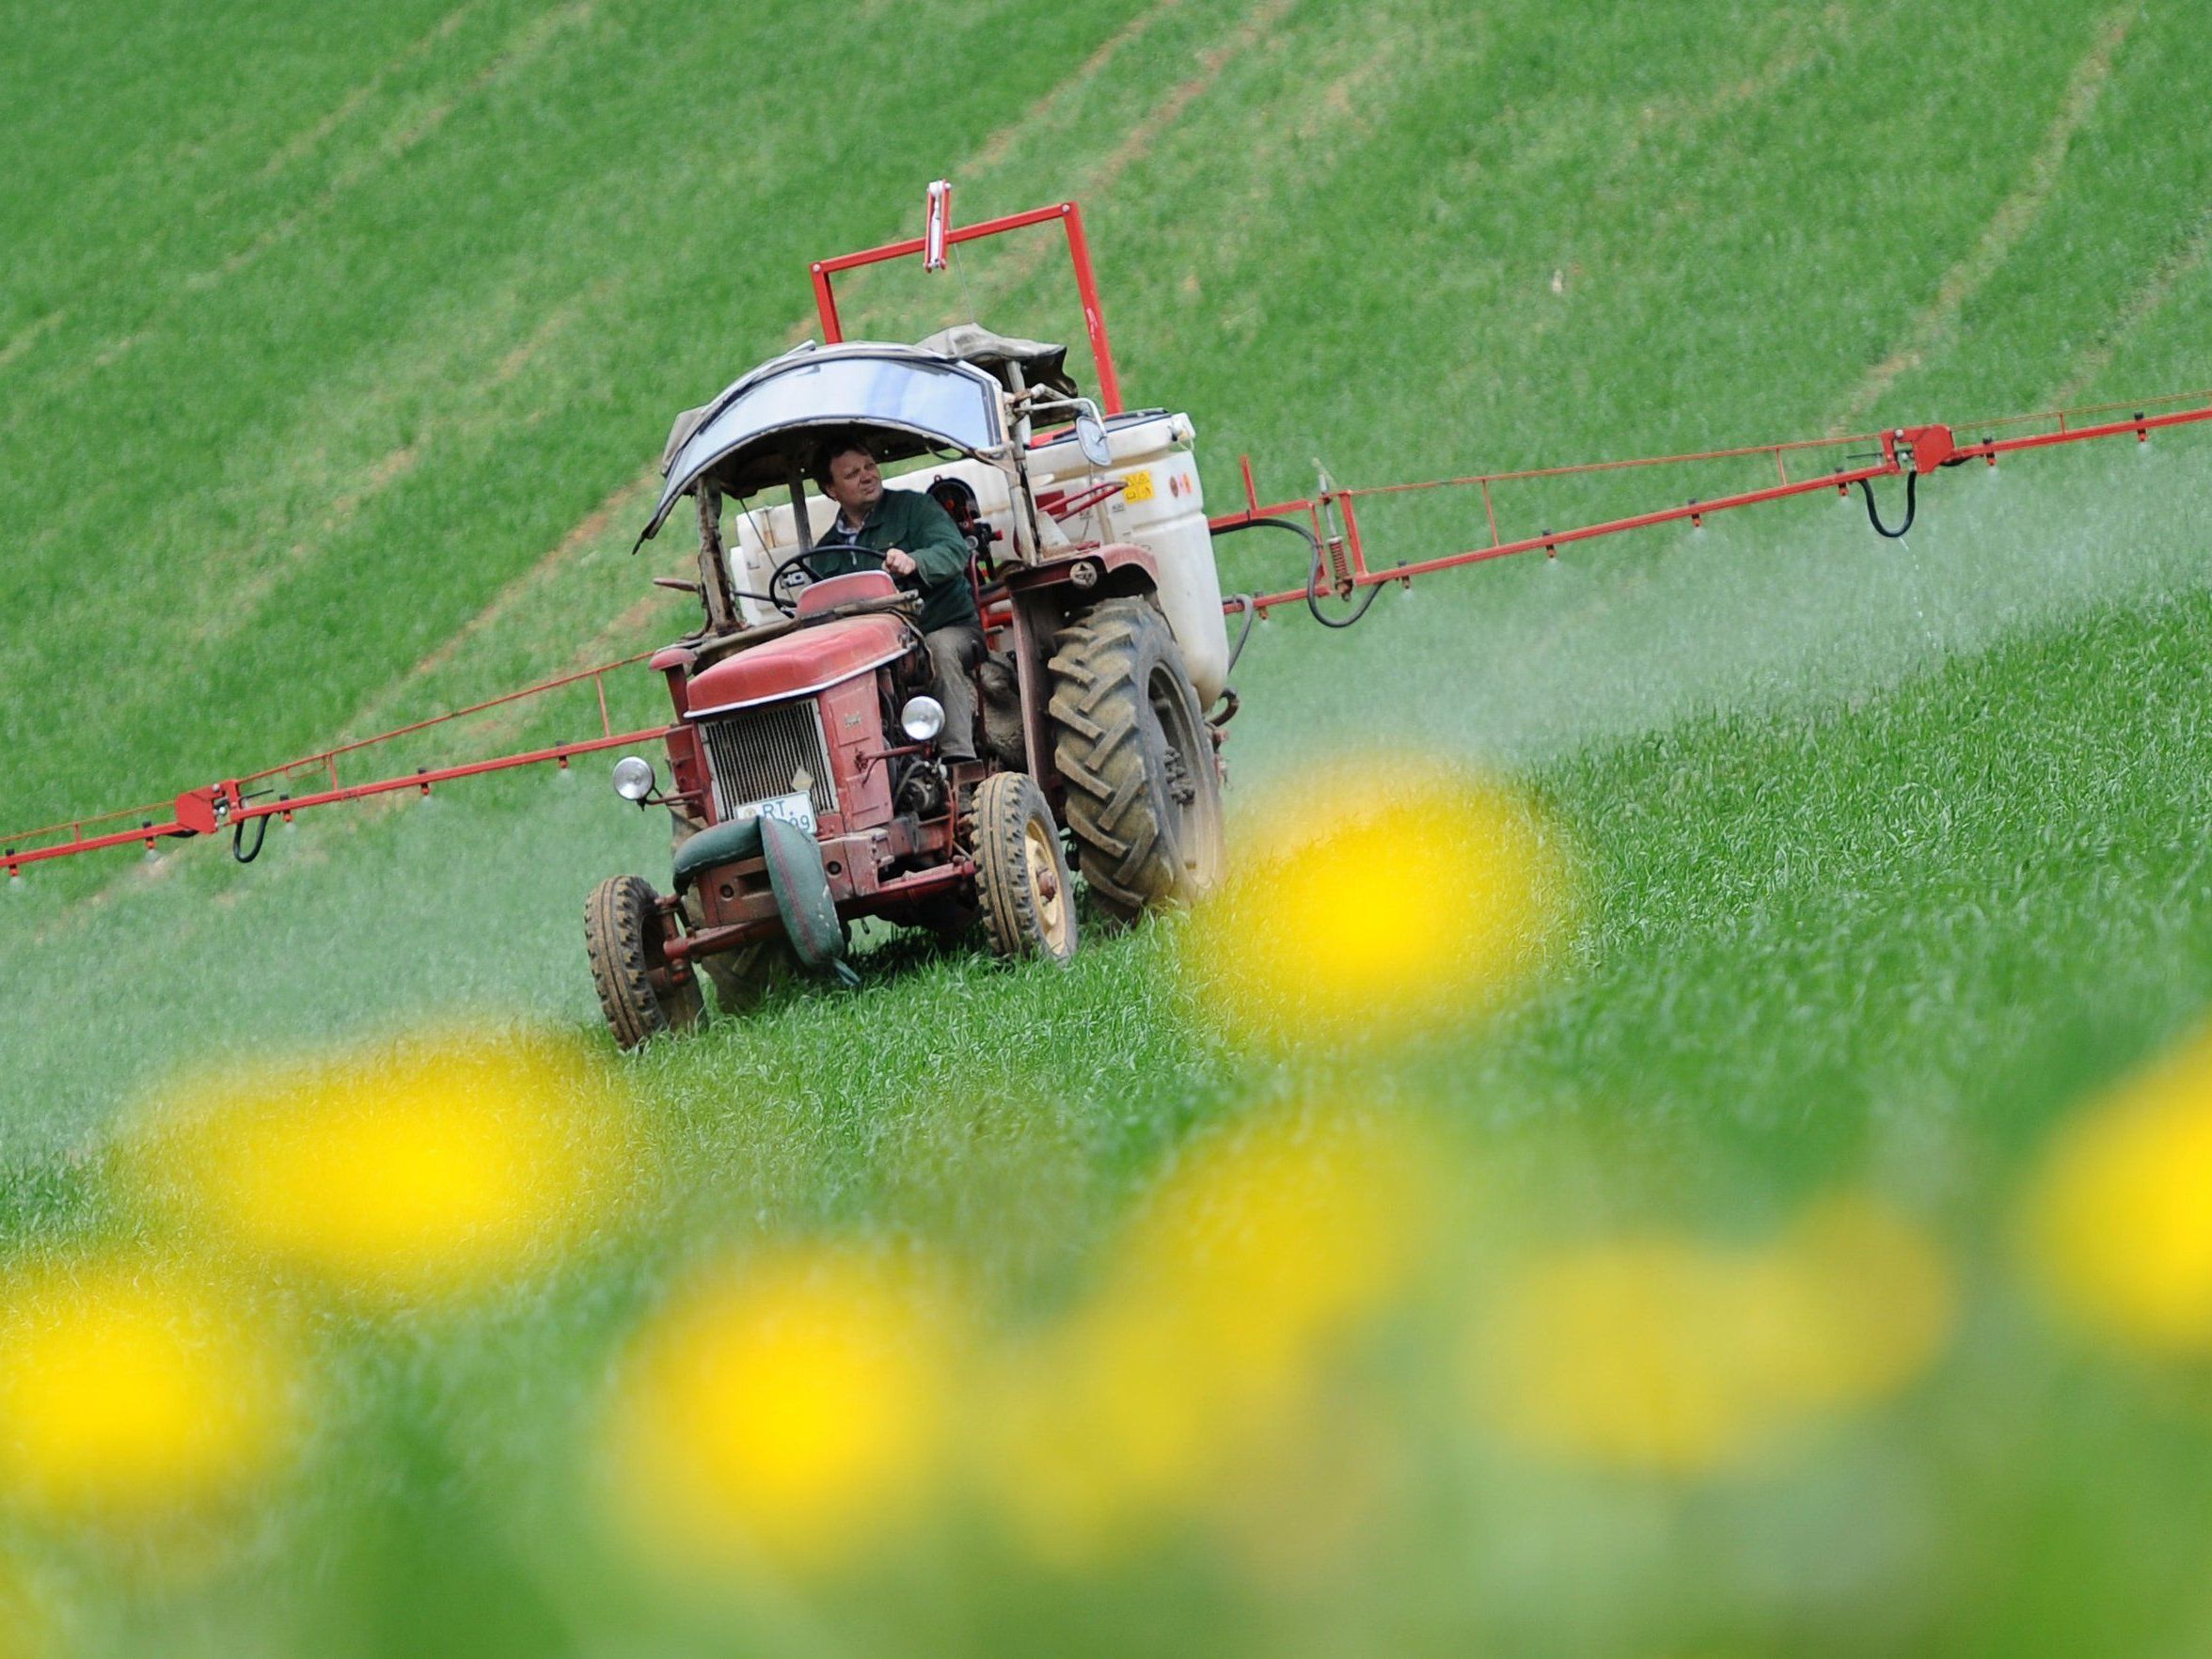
[
  {"x1": 639, "y1": 342, "x2": 1012, "y2": 545},
  {"x1": 910, "y1": 324, "x2": 1077, "y2": 399}
]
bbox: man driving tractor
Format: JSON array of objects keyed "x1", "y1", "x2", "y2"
[{"x1": 807, "y1": 436, "x2": 984, "y2": 763}]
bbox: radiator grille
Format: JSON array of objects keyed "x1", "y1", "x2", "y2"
[{"x1": 700, "y1": 701, "x2": 839, "y2": 822}]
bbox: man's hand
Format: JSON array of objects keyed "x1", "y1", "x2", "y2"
[{"x1": 882, "y1": 547, "x2": 918, "y2": 578}]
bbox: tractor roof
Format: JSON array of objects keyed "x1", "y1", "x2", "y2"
[
  {"x1": 640, "y1": 340, "x2": 1034, "y2": 544},
  {"x1": 910, "y1": 324, "x2": 1078, "y2": 398}
]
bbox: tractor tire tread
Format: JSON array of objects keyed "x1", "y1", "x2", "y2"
[
  {"x1": 1047, "y1": 597, "x2": 1225, "y2": 924},
  {"x1": 584, "y1": 874, "x2": 700, "y2": 1051},
  {"x1": 972, "y1": 772, "x2": 1077, "y2": 963}
]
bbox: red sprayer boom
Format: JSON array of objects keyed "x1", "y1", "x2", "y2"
[
  {"x1": 1213, "y1": 393, "x2": 2212, "y2": 620},
  {"x1": 8, "y1": 192, "x2": 2212, "y2": 885},
  {"x1": 4, "y1": 657, "x2": 676, "y2": 877}
]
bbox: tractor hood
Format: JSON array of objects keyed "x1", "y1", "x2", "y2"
[
  {"x1": 684, "y1": 613, "x2": 911, "y2": 718},
  {"x1": 640, "y1": 343, "x2": 1007, "y2": 544}
]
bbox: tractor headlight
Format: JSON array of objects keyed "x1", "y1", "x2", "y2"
[
  {"x1": 899, "y1": 696, "x2": 946, "y2": 742},
  {"x1": 611, "y1": 755, "x2": 657, "y2": 802}
]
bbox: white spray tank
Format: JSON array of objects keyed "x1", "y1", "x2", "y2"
[{"x1": 1024, "y1": 410, "x2": 1230, "y2": 705}]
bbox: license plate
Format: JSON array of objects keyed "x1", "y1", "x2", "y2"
[{"x1": 735, "y1": 791, "x2": 816, "y2": 834}]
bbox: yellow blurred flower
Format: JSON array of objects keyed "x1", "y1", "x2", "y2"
[
  {"x1": 0, "y1": 1256, "x2": 298, "y2": 1524},
  {"x1": 132, "y1": 1027, "x2": 637, "y2": 1304},
  {"x1": 987, "y1": 1105, "x2": 1430, "y2": 1563},
  {"x1": 1768, "y1": 1193, "x2": 1954, "y2": 1407},
  {"x1": 1183, "y1": 759, "x2": 1564, "y2": 1047},
  {"x1": 1477, "y1": 1193, "x2": 1951, "y2": 1475},
  {"x1": 1484, "y1": 1238, "x2": 1770, "y2": 1474},
  {"x1": 602, "y1": 1247, "x2": 959, "y2": 1575},
  {"x1": 2024, "y1": 1025, "x2": 2212, "y2": 1353}
]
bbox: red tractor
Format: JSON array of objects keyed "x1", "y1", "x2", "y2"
[{"x1": 584, "y1": 311, "x2": 1233, "y2": 1047}]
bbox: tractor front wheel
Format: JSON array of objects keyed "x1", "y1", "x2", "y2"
[
  {"x1": 584, "y1": 874, "x2": 703, "y2": 1050},
  {"x1": 972, "y1": 773, "x2": 1079, "y2": 964},
  {"x1": 1048, "y1": 597, "x2": 1225, "y2": 922}
]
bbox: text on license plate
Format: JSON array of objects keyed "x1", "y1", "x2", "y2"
[{"x1": 735, "y1": 791, "x2": 816, "y2": 834}]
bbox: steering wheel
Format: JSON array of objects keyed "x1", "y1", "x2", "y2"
[{"x1": 766, "y1": 545, "x2": 892, "y2": 617}]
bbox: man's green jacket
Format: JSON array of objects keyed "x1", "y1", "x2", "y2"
[{"x1": 809, "y1": 488, "x2": 978, "y2": 634}]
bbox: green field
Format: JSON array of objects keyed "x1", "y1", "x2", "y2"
[{"x1": 8, "y1": 0, "x2": 2212, "y2": 1651}]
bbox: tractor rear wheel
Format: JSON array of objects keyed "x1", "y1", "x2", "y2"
[
  {"x1": 690, "y1": 936, "x2": 796, "y2": 1015},
  {"x1": 584, "y1": 874, "x2": 703, "y2": 1050},
  {"x1": 907, "y1": 889, "x2": 981, "y2": 942},
  {"x1": 1048, "y1": 596, "x2": 1225, "y2": 922},
  {"x1": 972, "y1": 772, "x2": 1079, "y2": 964}
]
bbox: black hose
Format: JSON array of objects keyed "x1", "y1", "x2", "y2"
[
  {"x1": 1858, "y1": 470, "x2": 1918, "y2": 539},
  {"x1": 1311, "y1": 568, "x2": 1384, "y2": 629},
  {"x1": 1212, "y1": 515, "x2": 1382, "y2": 630},
  {"x1": 1224, "y1": 592, "x2": 1256, "y2": 674},
  {"x1": 231, "y1": 814, "x2": 269, "y2": 864}
]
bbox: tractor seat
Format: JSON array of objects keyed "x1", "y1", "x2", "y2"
[{"x1": 794, "y1": 569, "x2": 898, "y2": 619}]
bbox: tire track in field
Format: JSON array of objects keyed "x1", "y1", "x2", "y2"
[
  {"x1": 944, "y1": 0, "x2": 1299, "y2": 309},
  {"x1": 2, "y1": 4, "x2": 595, "y2": 435},
  {"x1": 190, "y1": 2, "x2": 596, "y2": 293},
  {"x1": 569, "y1": 583, "x2": 686, "y2": 676},
  {"x1": 334, "y1": 468, "x2": 662, "y2": 743},
  {"x1": 965, "y1": 0, "x2": 1187, "y2": 175},
  {"x1": 39, "y1": 265, "x2": 620, "y2": 872},
  {"x1": 0, "y1": 310, "x2": 67, "y2": 377},
  {"x1": 1832, "y1": 2, "x2": 2138, "y2": 430},
  {"x1": 2044, "y1": 210, "x2": 2212, "y2": 407},
  {"x1": 180, "y1": 441, "x2": 428, "y2": 654},
  {"x1": 1084, "y1": 0, "x2": 1299, "y2": 197},
  {"x1": 774, "y1": 0, "x2": 1187, "y2": 351},
  {"x1": 1611, "y1": 30, "x2": 1825, "y2": 167},
  {"x1": 187, "y1": 292, "x2": 592, "y2": 654},
  {"x1": 254, "y1": 2, "x2": 482, "y2": 182},
  {"x1": 1138, "y1": 27, "x2": 1391, "y2": 353},
  {"x1": 0, "y1": 7, "x2": 482, "y2": 414}
]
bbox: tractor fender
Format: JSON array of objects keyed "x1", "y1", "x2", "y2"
[
  {"x1": 1086, "y1": 543, "x2": 1161, "y2": 597},
  {"x1": 1003, "y1": 544, "x2": 1160, "y2": 600},
  {"x1": 759, "y1": 814, "x2": 846, "y2": 971},
  {"x1": 671, "y1": 815, "x2": 763, "y2": 890}
]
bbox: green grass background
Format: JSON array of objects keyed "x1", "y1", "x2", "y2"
[{"x1": 7, "y1": 0, "x2": 2212, "y2": 1651}]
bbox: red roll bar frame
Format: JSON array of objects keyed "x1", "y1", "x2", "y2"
[{"x1": 809, "y1": 200, "x2": 1124, "y2": 415}]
